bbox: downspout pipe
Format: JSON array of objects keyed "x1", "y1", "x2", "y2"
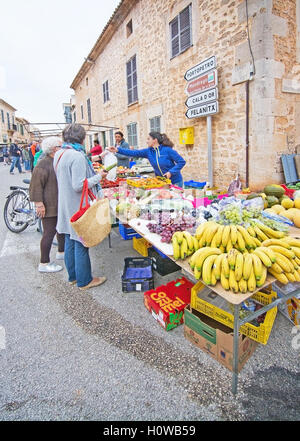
[{"x1": 246, "y1": 80, "x2": 250, "y2": 188}]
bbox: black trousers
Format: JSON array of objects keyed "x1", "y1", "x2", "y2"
[{"x1": 40, "y1": 217, "x2": 65, "y2": 264}]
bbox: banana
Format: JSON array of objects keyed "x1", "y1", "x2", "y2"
[
  {"x1": 230, "y1": 225, "x2": 238, "y2": 245},
  {"x1": 251, "y1": 253, "x2": 263, "y2": 280},
  {"x1": 202, "y1": 255, "x2": 218, "y2": 286},
  {"x1": 234, "y1": 252, "x2": 244, "y2": 282},
  {"x1": 192, "y1": 236, "x2": 199, "y2": 252},
  {"x1": 229, "y1": 269, "x2": 239, "y2": 293},
  {"x1": 253, "y1": 237, "x2": 262, "y2": 247},
  {"x1": 243, "y1": 253, "x2": 253, "y2": 280},
  {"x1": 198, "y1": 233, "x2": 207, "y2": 248},
  {"x1": 183, "y1": 231, "x2": 194, "y2": 251},
  {"x1": 293, "y1": 270, "x2": 300, "y2": 282},
  {"x1": 239, "y1": 278, "x2": 248, "y2": 293},
  {"x1": 286, "y1": 272, "x2": 296, "y2": 283},
  {"x1": 172, "y1": 236, "x2": 181, "y2": 261},
  {"x1": 274, "y1": 253, "x2": 294, "y2": 273},
  {"x1": 195, "y1": 247, "x2": 222, "y2": 271},
  {"x1": 195, "y1": 222, "x2": 209, "y2": 240},
  {"x1": 247, "y1": 267, "x2": 256, "y2": 292},
  {"x1": 214, "y1": 254, "x2": 224, "y2": 281},
  {"x1": 189, "y1": 248, "x2": 203, "y2": 269},
  {"x1": 268, "y1": 246, "x2": 295, "y2": 260},
  {"x1": 221, "y1": 254, "x2": 230, "y2": 278},
  {"x1": 214, "y1": 225, "x2": 224, "y2": 247},
  {"x1": 228, "y1": 248, "x2": 238, "y2": 270},
  {"x1": 211, "y1": 234, "x2": 218, "y2": 249},
  {"x1": 295, "y1": 257, "x2": 300, "y2": 266},
  {"x1": 222, "y1": 226, "x2": 231, "y2": 248},
  {"x1": 253, "y1": 248, "x2": 272, "y2": 268},
  {"x1": 194, "y1": 266, "x2": 201, "y2": 280},
  {"x1": 258, "y1": 223, "x2": 285, "y2": 239},
  {"x1": 237, "y1": 231, "x2": 246, "y2": 252},
  {"x1": 258, "y1": 247, "x2": 276, "y2": 263},
  {"x1": 226, "y1": 237, "x2": 233, "y2": 253},
  {"x1": 283, "y1": 238, "x2": 300, "y2": 248},
  {"x1": 237, "y1": 225, "x2": 256, "y2": 249},
  {"x1": 256, "y1": 266, "x2": 267, "y2": 287},
  {"x1": 291, "y1": 247, "x2": 300, "y2": 259},
  {"x1": 220, "y1": 271, "x2": 230, "y2": 290},
  {"x1": 211, "y1": 267, "x2": 217, "y2": 286},
  {"x1": 205, "y1": 223, "x2": 219, "y2": 246},
  {"x1": 253, "y1": 225, "x2": 269, "y2": 241},
  {"x1": 247, "y1": 226, "x2": 256, "y2": 237},
  {"x1": 219, "y1": 245, "x2": 225, "y2": 253},
  {"x1": 262, "y1": 239, "x2": 292, "y2": 249},
  {"x1": 271, "y1": 262, "x2": 283, "y2": 274},
  {"x1": 181, "y1": 238, "x2": 188, "y2": 260},
  {"x1": 268, "y1": 268, "x2": 289, "y2": 284},
  {"x1": 173, "y1": 231, "x2": 184, "y2": 245}
]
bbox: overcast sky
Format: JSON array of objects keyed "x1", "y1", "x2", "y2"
[{"x1": 0, "y1": 0, "x2": 120, "y2": 124}]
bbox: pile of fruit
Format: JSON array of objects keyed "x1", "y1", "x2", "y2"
[
  {"x1": 117, "y1": 166, "x2": 137, "y2": 177},
  {"x1": 127, "y1": 176, "x2": 171, "y2": 189},
  {"x1": 265, "y1": 197, "x2": 300, "y2": 228},
  {"x1": 171, "y1": 220, "x2": 300, "y2": 292},
  {"x1": 100, "y1": 177, "x2": 127, "y2": 188},
  {"x1": 147, "y1": 214, "x2": 196, "y2": 243}
]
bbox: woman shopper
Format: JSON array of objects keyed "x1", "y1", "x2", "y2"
[
  {"x1": 54, "y1": 124, "x2": 108, "y2": 291},
  {"x1": 109, "y1": 132, "x2": 186, "y2": 187},
  {"x1": 29, "y1": 137, "x2": 65, "y2": 273},
  {"x1": 22, "y1": 146, "x2": 31, "y2": 171}
]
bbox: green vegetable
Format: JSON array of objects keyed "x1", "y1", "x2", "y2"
[{"x1": 104, "y1": 163, "x2": 118, "y2": 172}]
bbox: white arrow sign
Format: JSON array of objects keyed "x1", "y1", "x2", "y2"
[
  {"x1": 185, "y1": 101, "x2": 219, "y2": 119},
  {"x1": 185, "y1": 87, "x2": 218, "y2": 108},
  {"x1": 184, "y1": 56, "x2": 216, "y2": 82}
]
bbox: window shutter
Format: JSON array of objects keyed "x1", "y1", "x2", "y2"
[
  {"x1": 170, "y1": 17, "x2": 179, "y2": 57},
  {"x1": 180, "y1": 5, "x2": 191, "y2": 52}
]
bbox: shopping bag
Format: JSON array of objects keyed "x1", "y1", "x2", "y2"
[{"x1": 70, "y1": 179, "x2": 111, "y2": 247}]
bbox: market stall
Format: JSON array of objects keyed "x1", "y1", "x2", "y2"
[{"x1": 105, "y1": 175, "x2": 300, "y2": 394}]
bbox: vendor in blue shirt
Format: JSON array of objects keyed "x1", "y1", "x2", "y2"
[{"x1": 109, "y1": 132, "x2": 186, "y2": 187}]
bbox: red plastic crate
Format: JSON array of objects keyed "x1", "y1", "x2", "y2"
[{"x1": 280, "y1": 184, "x2": 295, "y2": 199}]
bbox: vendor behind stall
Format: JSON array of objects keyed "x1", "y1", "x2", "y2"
[
  {"x1": 114, "y1": 131, "x2": 131, "y2": 169},
  {"x1": 109, "y1": 132, "x2": 186, "y2": 187}
]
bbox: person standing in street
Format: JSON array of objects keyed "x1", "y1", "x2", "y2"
[
  {"x1": 29, "y1": 142, "x2": 37, "y2": 172},
  {"x1": 3, "y1": 145, "x2": 9, "y2": 165},
  {"x1": 22, "y1": 145, "x2": 31, "y2": 171},
  {"x1": 9, "y1": 143, "x2": 24, "y2": 174},
  {"x1": 54, "y1": 124, "x2": 108, "y2": 290},
  {"x1": 29, "y1": 137, "x2": 65, "y2": 273},
  {"x1": 114, "y1": 131, "x2": 131, "y2": 168}
]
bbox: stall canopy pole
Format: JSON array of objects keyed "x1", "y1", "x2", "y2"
[{"x1": 207, "y1": 116, "x2": 213, "y2": 187}]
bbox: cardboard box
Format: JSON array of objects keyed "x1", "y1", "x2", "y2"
[
  {"x1": 273, "y1": 282, "x2": 300, "y2": 326},
  {"x1": 184, "y1": 306, "x2": 258, "y2": 372},
  {"x1": 184, "y1": 189, "x2": 205, "y2": 199},
  {"x1": 144, "y1": 277, "x2": 193, "y2": 331}
]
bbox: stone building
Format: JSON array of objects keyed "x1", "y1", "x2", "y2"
[
  {"x1": 70, "y1": 0, "x2": 300, "y2": 190},
  {"x1": 0, "y1": 98, "x2": 17, "y2": 145}
]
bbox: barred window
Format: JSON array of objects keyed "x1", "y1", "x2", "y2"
[
  {"x1": 127, "y1": 123, "x2": 138, "y2": 147},
  {"x1": 127, "y1": 55, "x2": 138, "y2": 105},
  {"x1": 170, "y1": 4, "x2": 192, "y2": 58}
]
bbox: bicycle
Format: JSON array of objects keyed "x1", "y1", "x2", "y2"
[{"x1": 4, "y1": 178, "x2": 43, "y2": 234}]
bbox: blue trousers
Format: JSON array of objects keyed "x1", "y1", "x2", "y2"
[
  {"x1": 10, "y1": 156, "x2": 22, "y2": 173},
  {"x1": 64, "y1": 234, "x2": 93, "y2": 287}
]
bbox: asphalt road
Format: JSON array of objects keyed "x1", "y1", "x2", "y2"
[{"x1": 0, "y1": 162, "x2": 299, "y2": 421}]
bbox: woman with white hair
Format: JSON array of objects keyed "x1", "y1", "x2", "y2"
[{"x1": 29, "y1": 136, "x2": 65, "y2": 273}]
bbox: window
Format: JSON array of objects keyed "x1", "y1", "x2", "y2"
[
  {"x1": 86, "y1": 77, "x2": 88, "y2": 86},
  {"x1": 73, "y1": 112, "x2": 76, "y2": 123},
  {"x1": 1, "y1": 110, "x2": 4, "y2": 123},
  {"x1": 89, "y1": 135, "x2": 93, "y2": 150},
  {"x1": 101, "y1": 131, "x2": 107, "y2": 148},
  {"x1": 81, "y1": 105, "x2": 84, "y2": 120},
  {"x1": 127, "y1": 123, "x2": 138, "y2": 148},
  {"x1": 103, "y1": 80, "x2": 109, "y2": 103},
  {"x1": 170, "y1": 4, "x2": 192, "y2": 58},
  {"x1": 20, "y1": 124, "x2": 24, "y2": 136},
  {"x1": 126, "y1": 19, "x2": 133, "y2": 37},
  {"x1": 150, "y1": 116, "x2": 161, "y2": 133},
  {"x1": 3, "y1": 134, "x2": 8, "y2": 143},
  {"x1": 12, "y1": 115, "x2": 15, "y2": 125},
  {"x1": 127, "y1": 55, "x2": 138, "y2": 105},
  {"x1": 7, "y1": 113, "x2": 10, "y2": 130},
  {"x1": 87, "y1": 99, "x2": 92, "y2": 124},
  {"x1": 109, "y1": 129, "x2": 114, "y2": 146}
]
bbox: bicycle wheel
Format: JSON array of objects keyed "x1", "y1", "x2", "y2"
[{"x1": 4, "y1": 190, "x2": 30, "y2": 233}]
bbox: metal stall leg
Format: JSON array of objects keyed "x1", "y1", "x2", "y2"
[
  {"x1": 232, "y1": 304, "x2": 240, "y2": 395},
  {"x1": 108, "y1": 233, "x2": 112, "y2": 249}
]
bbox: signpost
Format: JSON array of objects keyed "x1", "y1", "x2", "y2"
[{"x1": 184, "y1": 56, "x2": 219, "y2": 186}]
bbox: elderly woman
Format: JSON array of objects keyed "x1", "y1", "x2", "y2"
[
  {"x1": 54, "y1": 124, "x2": 108, "y2": 291},
  {"x1": 29, "y1": 136, "x2": 65, "y2": 273}
]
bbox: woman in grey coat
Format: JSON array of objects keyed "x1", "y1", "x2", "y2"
[{"x1": 54, "y1": 124, "x2": 108, "y2": 290}]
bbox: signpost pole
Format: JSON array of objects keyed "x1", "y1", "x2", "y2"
[{"x1": 207, "y1": 115, "x2": 213, "y2": 187}]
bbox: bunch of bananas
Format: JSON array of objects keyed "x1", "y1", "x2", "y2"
[
  {"x1": 195, "y1": 221, "x2": 286, "y2": 252},
  {"x1": 263, "y1": 237, "x2": 300, "y2": 284},
  {"x1": 172, "y1": 231, "x2": 200, "y2": 260}
]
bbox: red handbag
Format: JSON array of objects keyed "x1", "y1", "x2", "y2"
[{"x1": 70, "y1": 179, "x2": 97, "y2": 223}]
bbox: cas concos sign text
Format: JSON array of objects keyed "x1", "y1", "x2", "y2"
[
  {"x1": 185, "y1": 87, "x2": 218, "y2": 108},
  {"x1": 184, "y1": 56, "x2": 216, "y2": 82},
  {"x1": 185, "y1": 101, "x2": 219, "y2": 119}
]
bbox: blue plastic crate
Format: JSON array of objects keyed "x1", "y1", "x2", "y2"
[
  {"x1": 119, "y1": 222, "x2": 142, "y2": 240},
  {"x1": 122, "y1": 257, "x2": 154, "y2": 293},
  {"x1": 184, "y1": 180, "x2": 206, "y2": 189},
  {"x1": 153, "y1": 246, "x2": 168, "y2": 259},
  {"x1": 281, "y1": 154, "x2": 298, "y2": 184}
]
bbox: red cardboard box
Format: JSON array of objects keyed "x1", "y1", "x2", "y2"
[{"x1": 144, "y1": 277, "x2": 193, "y2": 331}]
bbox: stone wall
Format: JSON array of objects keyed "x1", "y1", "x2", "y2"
[{"x1": 72, "y1": 0, "x2": 299, "y2": 190}]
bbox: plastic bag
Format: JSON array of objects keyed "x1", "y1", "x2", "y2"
[
  {"x1": 103, "y1": 151, "x2": 117, "y2": 181},
  {"x1": 227, "y1": 174, "x2": 242, "y2": 196}
]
